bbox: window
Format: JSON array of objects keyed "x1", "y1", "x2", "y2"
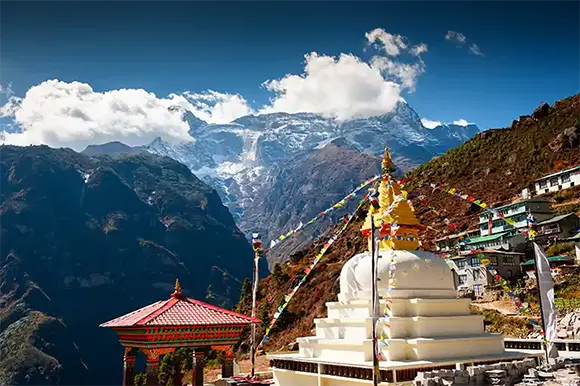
[
  {"x1": 457, "y1": 259, "x2": 466, "y2": 269},
  {"x1": 539, "y1": 180, "x2": 547, "y2": 189},
  {"x1": 550, "y1": 177, "x2": 559, "y2": 187},
  {"x1": 481, "y1": 223, "x2": 489, "y2": 230},
  {"x1": 458, "y1": 275, "x2": 468, "y2": 285},
  {"x1": 472, "y1": 269, "x2": 483, "y2": 280},
  {"x1": 562, "y1": 173, "x2": 571, "y2": 183},
  {"x1": 503, "y1": 256, "x2": 515, "y2": 266},
  {"x1": 473, "y1": 284, "x2": 484, "y2": 297},
  {"x1": 489, "y1": 256, "x2": 499, "y2": 266},
  {"x1": 469, "y1": 256, "x2": 481, "y2": 267}
]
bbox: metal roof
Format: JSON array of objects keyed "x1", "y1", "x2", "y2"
[
  {"x1": 464, "y1": 232, "x2": 509, "y2": 245},
  {"x1": 534, "y1": 165, "x2": 580, "y2": 182},
  {"x1": 520, "y1": 255, "x2": 575, "y2": 266},
  {"x1": 536, "y1": 213, "x2": 577, "y2": 226}
]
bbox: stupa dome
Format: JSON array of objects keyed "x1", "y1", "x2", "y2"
[
  {"x1": 339, "y1": 146, "x2": 456, "y2": 301},
  {"x1": 338, "y1": 249, "x2": 456, "y2": 301}
]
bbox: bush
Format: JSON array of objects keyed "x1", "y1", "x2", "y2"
[{"x1": 546, "y1": 242, "x2": 575, "y2": 257}]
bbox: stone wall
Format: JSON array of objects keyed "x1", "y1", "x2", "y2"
[{"x1": 414, "y1": 358, "x2": 538, "y2": 385}]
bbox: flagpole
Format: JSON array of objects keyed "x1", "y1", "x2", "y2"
[
  {"x1": 250, "y1": 233, "x2": 262, "y2": 378},
  {"x1": 526, "y1": 211, "x2": 551, "y2": 365},
  {"x1": 370, "y1": 211, "x2": 380, "y2": 386},
  {"x1": 531, "y1": 241, "x2": 551, "y2": 364}
]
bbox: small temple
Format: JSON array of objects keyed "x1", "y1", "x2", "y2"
[
  {"x1": 100, "y1": 279, "x2": 259, "y2": 386},
  {"x1": 268, "y1": 148, "x2": 540, "y2": 385}
]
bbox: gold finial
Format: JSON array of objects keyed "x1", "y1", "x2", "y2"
[
  {"x1": 171, "y1": 278, "x2": 184, "y2": 299},
  {"x1": 381, "y1": 146, "x2": 393, "y2": 175},
  {"x1": 361, "y1": 146, "x2": 423, "y2": 251}
]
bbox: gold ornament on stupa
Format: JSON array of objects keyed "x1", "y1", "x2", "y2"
[{"x1": 360, "y1": 147, "x2": 424, "y2": 251}]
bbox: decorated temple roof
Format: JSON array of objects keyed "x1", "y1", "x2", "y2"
[{"x1": 100, "y1": 279, "x2": 259, "y2": 328}]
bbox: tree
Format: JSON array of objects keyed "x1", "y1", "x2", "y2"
[{"x1": 236, "y1": 277, "x2": 252, "y2": 313}]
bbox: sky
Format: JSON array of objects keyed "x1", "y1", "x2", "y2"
[{"x1": 0, "y1": 1, "x2": 578, "y2": 150}]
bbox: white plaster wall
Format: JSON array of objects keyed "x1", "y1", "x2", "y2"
[
  {"x1": 407, "y1": 336, "x2": 505, "y2": 361},
  {"x1": 388, "y1": 315, "x2": 484, "y2": 339},
  {"x1": 273, "y1": 370, "x2": 318, "y2": 386},
  {"x1": 327, "y1": 298, "x2": 471, "y2": 319}
]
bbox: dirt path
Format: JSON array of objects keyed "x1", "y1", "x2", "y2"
[{"x1": 472, "y1": 300, "x2": 526, "y2": 317}]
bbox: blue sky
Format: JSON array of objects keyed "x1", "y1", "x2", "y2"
[{"x1": 0, "y1": 1, "x2": 578, "y2": 148}]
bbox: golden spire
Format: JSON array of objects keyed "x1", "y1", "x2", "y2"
[
  {"x1": 361, "y1": 146, "x2": 422, "y2": 251},
  {"x1": 171, "y1": 278, "x2": 184, "y2": 299}
]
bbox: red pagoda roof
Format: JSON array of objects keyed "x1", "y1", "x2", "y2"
[{"x1": 100, "y1": 280, "x2": 259, "y2": 328}]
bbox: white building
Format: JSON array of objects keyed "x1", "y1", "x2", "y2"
[
  {"x1": 478, "y1": 199, "x2": 553, "y2": 236},
  {"x1": 533, "y1": 165, "x2": 580, "y2": 195},
  {"x1": 446, "y1": 250, "x2": 525, "y2": 296}
]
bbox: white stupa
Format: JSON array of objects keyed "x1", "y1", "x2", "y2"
[{"x1": 269, "y1": 148, "x2": 535, "y2": 385}]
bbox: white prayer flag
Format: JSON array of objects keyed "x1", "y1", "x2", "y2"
[{"x1": 533, "y1": 242, "x2": 559, "y2": 360}]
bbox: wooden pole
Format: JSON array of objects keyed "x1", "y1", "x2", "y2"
[
  {"x1": 250, "y1": 233, "x2": 261, "y2": 378},
  {"x1": 370, "y1": 212, "x2": 380, "y2": 386}
]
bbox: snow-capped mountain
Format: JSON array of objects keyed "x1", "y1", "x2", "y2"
[{"x1": 141, "y1": 101, "x2": 479, "y2": 261}]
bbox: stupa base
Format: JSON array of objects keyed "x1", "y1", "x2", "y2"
[{"x1": 269, "y1": 350, "x2": 543, "y2": 385}]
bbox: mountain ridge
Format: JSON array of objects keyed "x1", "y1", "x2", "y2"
[
  {"x1": 236, "y1": 92, "x2": 580, "y2": 351},
  {"x1": 0, "y1": 146, "x2": 256, "y2": 385},
  {"x1": 87, "y1": 103, "x2": 479, "y2": 262}
]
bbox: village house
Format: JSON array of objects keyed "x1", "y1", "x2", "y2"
[
  {"x1": 433, "y1": 229, "x2": 480, "y2": 252},
  {"x1": 446, "y1": 250, "x2": 525, "y2": 296},
  {"x1": 561, "y1": 231, "x2": 580, "y2": 265},
  {"x1": 533, "y1": 165, "x2": 580, "y2": 195},
  {"x1": 535, "y1": 213, "x2": 580, "y2": 241},
  {"x1": 461, "y1": 231, "x2": 527, "y2": 252},
  {"x1": 478, "y1": 198, "x2": 553, "y2": 236}
]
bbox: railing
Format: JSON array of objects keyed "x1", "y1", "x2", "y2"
[{"x1": 504, "y1": 338, "x2": 580, "y2": 353}]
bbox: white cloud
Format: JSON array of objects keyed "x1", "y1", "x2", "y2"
[
  {"x1": 452, "y1": 119, "x2": 472, "y2": 126},
  {"x1": 410, "y1": 43, "x2": 428, "y2": 56},
  {"x1": 370, "y1": 56, "x2": 425, "y2": 92},
  {"x1": 177, "y1": 90, "x2": 254, "y2": 124},
  {"x1": 0, "y1": 79, "x2": 193, "y2": 151},
  {"x1": 421, "y1": 118, "x2": 442, "y2": 129},
  {"x1": 1, "y1": 27, "x2": 432, "y2": 147},
  {"x1": 445, "y1": 30, "x2": 467, "y2": 44},
  {"x1": 259, "y1": 52, "x2": 402, "y2": 121},
  {"x1": 469, "y1": 43, "x2": 484, "y2": 56},
  {"x1": 259, "y1": 28, "x2": 427, "y2": 120},
  {"x1": 445, "y1": 31, "x2": 484, "y2": 57},
  {"x1": 365, "y1": 28, "x2": 408, "y2": 56}
]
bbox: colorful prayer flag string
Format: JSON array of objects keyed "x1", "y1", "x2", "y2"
[
  {"x1": 266, "y1": 175, "x2": 380, "y2": 252},
  {"x1": 257, "y1": 179, "x2": 379, "y2": 347}
]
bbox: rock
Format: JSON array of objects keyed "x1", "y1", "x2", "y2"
[
  {"x1": 557, "y1": 329, "x2": 568, "y2": 338},
  {"x1": 286, "y1": 341, "x2": 299, "y2": 351},
  {"x1": 455, "y1": 375, "x2": 470, "y2": 384},
  {"x1": 561, "y1": 313, "x2": 573, "y2": 326},
  {"x1": 532, "y1": 103, "x2": 550, "y2": 119}
]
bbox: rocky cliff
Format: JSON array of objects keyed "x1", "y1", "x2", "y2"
[{"x1": 0, "y1": 146, "x2": 255, "y2": 385}]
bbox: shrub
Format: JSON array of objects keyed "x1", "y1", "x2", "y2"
[{"x1": 546, "y1": 242, "x2": 575, "y2": 257}]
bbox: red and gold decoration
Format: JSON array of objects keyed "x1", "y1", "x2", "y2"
[{"x1": 100, "y1": 279, "x2": 259, "y2": 386}]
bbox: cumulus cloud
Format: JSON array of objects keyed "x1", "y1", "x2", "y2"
[
  {"x1": 445, "y1": 30, "x2": 467, "y2": 44},
  {"x1": 259, "y1": 52, "x2": 401, "y2": 121},
  {"x1": 259, "y1": 28, "x2": 427, "y2": 120},
  {"x1": 452, "y1": 119, "x2": 472, "y2": 126},
  {"x1": 177, "y1": 90, "x2": 254, "y2": 124},
  {"x1": 410, "y1": 43, "x2": 428, "y2": 56},
  {"x1": 0, "y1": 79, "x2": 193, "y2": 151},
  {"x1": 365, "y1": 28, "x2": 408, "y2": 56},
  {"x1": 421, "y1": 118, "x2": 442, "y2": 129},
  {"x1": 469, "y1": 43, "x2": 484, "y2": 56},
  {"x1": 1, "y1": 27, "x2": 432, "y2": 148}
]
